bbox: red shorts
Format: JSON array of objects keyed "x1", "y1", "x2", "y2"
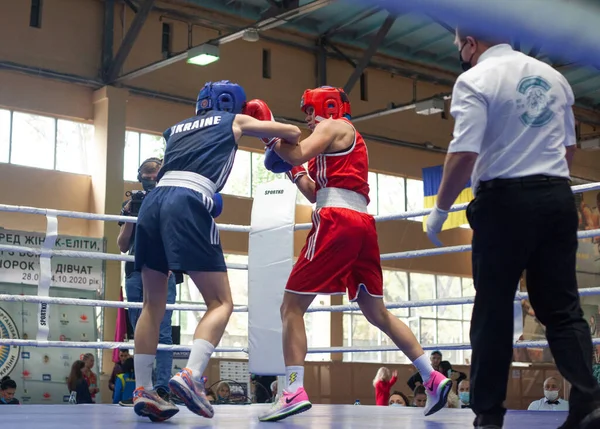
[{"x1": 285, "y1": 207, "x2": 383, "y2": 301}]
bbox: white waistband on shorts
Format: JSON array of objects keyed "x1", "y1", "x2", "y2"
[
  {"x1": 315, "y1": 187, "x2": 368, "y2": 213},
  {"x1": 156, "y1": 171, "x2": 216, "y2": 198}
]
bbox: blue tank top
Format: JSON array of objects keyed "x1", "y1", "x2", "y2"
[{"x1": 159, "y1": 111, "x2": 237, "y2": 192}]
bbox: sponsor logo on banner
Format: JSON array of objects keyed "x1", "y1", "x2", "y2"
[
  {"x1": 22, "y1": 369, "x2": 31, "y2": 379},
  {"x1": 43, "y1": 354, "x2": 50, "y2": 364},
  {"x1": 60, "y1": 353, "x2": 70, "y2": 361},
  {"x1": 81, "y1": 332, "x2": 89, "y2": 342},
  {"x1": 21, "y1": 396, "x2": 31, "y2": 403},
  {"x1": 265, "y1": 189, "x2": 284, "y2": 195},
  {"x1": 79, "y1": 314, "x2": 89, "y2": 323},
  {"x1": 63, "y1": 395, "x2": 71, "y2": 403},
  {"x1": 0, "y1": 307, "x2": 20, "y2": 378},
  {"x1": 21, "y1": 352, "x2": 30, "y2": 359},
  {"x1": 39, "y1": 303, "x2": 49, "y2": 327},
  {"x1": 59, "y1": 335, "x2": 66, "y2": 341},
  {"x1": 42, "y1": 392, "x2": 52, "y2": 401},
  {"x1": 42, "y1": 374, "x2": 52, "y2": 381},
  {"x1": 60, "y1": 312, "x2": 69, "y2": 326}
]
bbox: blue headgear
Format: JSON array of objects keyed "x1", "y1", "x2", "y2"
[{"x1": 196, "y1": 80, "x2": 247, "y2": 115}]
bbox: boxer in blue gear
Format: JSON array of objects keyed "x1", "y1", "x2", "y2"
[{"x1": 131, "y1": 80, "x2": 301, "y2": 423}]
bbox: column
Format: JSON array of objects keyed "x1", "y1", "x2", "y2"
[{"x1": 90, "y1": 86, "x2": 128, "y2": 402}]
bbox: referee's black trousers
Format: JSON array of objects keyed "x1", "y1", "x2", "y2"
[{"x1": 467, "y1": 177, "x2": 600, "y2": 426}]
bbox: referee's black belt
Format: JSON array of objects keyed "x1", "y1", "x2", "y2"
[{"x1": 477, "y1": 175, "x2": 570, "y2": 192}]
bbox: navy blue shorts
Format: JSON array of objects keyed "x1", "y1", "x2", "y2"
[{"x1": 133, "y1": 186, "x2": 227, "y2": 274}]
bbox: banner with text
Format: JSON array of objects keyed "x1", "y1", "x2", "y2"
[
  {"x1": 0, "y1": 283, "x2": 99, "y2": 404},
  {"x1": 0, "y1": 229, "x2": 105, "y2": 291}
]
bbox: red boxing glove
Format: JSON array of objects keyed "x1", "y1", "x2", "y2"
[
  {"x1": 242, "y1": 99, "x2": 279, "y2": 148},
  {"x1": 286, "y1": 165, "x2": 307, "y2": 183}
]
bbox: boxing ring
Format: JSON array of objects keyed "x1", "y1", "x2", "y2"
[{"x1": 0, "y1": 178, "x2": 599, "y2": 429}]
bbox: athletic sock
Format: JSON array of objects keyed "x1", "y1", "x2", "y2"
[
  {"x1": 285, "y1": 366, "x2": 304, "y2": 394},
  {"x1": 412, "y1": 354, "x2": 434, "y2": 384},
  {"x1": 186, "y1": 339, "x2": 215, "y2": 379},
  {"x1": 135, "y1": 354, "x2": 155, "y2": 390}
]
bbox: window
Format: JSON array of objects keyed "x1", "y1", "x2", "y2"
[
  {"x1": 251, "y1": 152, "x2": 282, "y2": 196},
  {"x1": 360, "y1": 73, "x2": 368, "y2": 101},
  {"x1": 161, "y1": 23, "x2": 172, "y2": 58},
  {"x1": 123, "y1": 131, "x2": 141, "y2": 181},
  {"x1": 343, "y1": 271, "x2": 473, "y2": 364},
  {"x1": 377, "y1": 173, "x2": 406, "y2": 216},
  {"x1": 11, "y1": 112, "x2": 55, "y2": 170},
  {"x1": 30, "y1": 0, "x2": 42, "y2": 28},
  {"x1": 367, "y1": 172, "x2": 378, "y2": 215},
  {"x1": 409, "y1": 273, "x2": 435, "y2": 318},
  {"x1": 2, "y1": 109, "x2": 92, "y2": 173},
  {"x1": 56, "y1": 120, "x2": 94, "y2": 174},
  {"x1": 221, "y1": 150, "x2": 251, "y2": 197},
  {"x1": 305, "y1": 295, "x2": 331, "y2": 362},
  {"x1": 140, "y1": 133, "x2": 165, "y2": 161},
  {"x1": 168, "y1": 254, "x2": 249, "y2": 359},
  {"x1": 123, "y1": 131, "x2": 166, "y2": 181},
  {"x1": 406, "y1": 178, "x2": 425, "y2": 221},
  {"x1": 262, "y1": 49, "x2": 271, "y2": 79},
  {"x1": 0, "y1": 109, "x2": 10, "y2": 163}
]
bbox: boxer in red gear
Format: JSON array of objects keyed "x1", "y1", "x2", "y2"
[{"x1": 258, "y1": 87, "x2": 452, "y2": 423}]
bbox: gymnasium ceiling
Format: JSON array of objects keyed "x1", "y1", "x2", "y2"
[{"x1": 166, "y1": 0, "x2": 600, "y2": 111}]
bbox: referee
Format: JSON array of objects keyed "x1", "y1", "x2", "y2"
[{"x1": 426, "y1": 27, "x2": 600, "y2": 429}]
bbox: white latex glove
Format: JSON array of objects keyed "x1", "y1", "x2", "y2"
[{"x1": 426, "y1": 204, "x2": 449, "y2": 247}]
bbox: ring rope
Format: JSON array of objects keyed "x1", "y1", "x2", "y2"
[
  {"x1": 381, "y1": 228, "x2": 600, "y2": 261},
  {"x1": 2, "y1": 228, "x2": 595, "y2": 271},
  {"x1": 0, "y1": 243, "x2": 248, "y2": 270},
  {"x1": 4, "y1": 286, "x2": 599, "y2": 314},
  {"x1": 3, "y1": 337, "x2": 600, "y2": 354},
  {"x1": 0, "y1": 203, "x2": 251, "y2": 233},
  {"x1": 306, "y1": 337, "x2": 600, "y2": 354},
  {"x1": 295, "y1": 182, "x2": 600, "y2": 230},
  {"x1": 0, "y1": 339, "x2": 246, "y2": 353},
  {"x1": 0, "y1": 294, "x2": 249, "y2": 313}
]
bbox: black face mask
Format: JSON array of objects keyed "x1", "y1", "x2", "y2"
[
  {"x1": 459, "y1": 41, "x2": 476, "y2": 72},
  {"x1": 141, "y1": 178, "x2": 156, "y2": 192}
]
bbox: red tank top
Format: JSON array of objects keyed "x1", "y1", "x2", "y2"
[{"x1": 307, "y1": 118, "x2": 370, "y2": 204}]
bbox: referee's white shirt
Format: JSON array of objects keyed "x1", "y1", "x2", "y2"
[
  {"x1": 447, "y1": 44, "x2": 576, "y2": 194},
  {"x1": 527, "y1": 397, "x2": 569, "y2": 411}
]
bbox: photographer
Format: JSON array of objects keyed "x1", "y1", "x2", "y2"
[{"x1": 118, "y1": 157, "x2": 179, "y2": 399}]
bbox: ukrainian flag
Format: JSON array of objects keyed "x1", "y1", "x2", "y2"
[{"x1": 422, "y1": 165, "x2": 473, "y2": 232}]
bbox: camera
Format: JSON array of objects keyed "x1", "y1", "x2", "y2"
[{"x1": 125, "y1": 190, "x2": 147, "y2": 216}]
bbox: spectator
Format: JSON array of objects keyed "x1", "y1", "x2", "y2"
[
  {"x1": 0, "y1": 376, "x2": 19, "y2": 405},
  {"x1": 407, "y1": 351, "x2": 454, "y2": 391},
  {"x1": 113, "y1": 357, "x2": 135, "y2": 405},
  {"x1": 109, "y1": 348, "x2": 131, "y2": 391},
  {"x1": 251, "y1": 374, "x2": 276, "y2": 404},
  {"x1": 458, "y1": 379, "x2": 471, "y2": 408},
  {"x1": 373, "y1": 366, "x2": 398, "y2": 406},
  {"x1": 527, "y1": 377, "x2": 569, "y2": 411},
  {"x1": 67, "y1": 360, "x2": 93, "y2": 404},
  {"x1": 270, "y1": 380, "x2": 278, "y2": 401},
  {"x1": 388, "y1": 391, "x2": 409, "y2": 407},
  {"x1": 81, "y1": 353, "x2": 99, "y2": 402},
  {"x1": 412, "y1": 385, "x2": 427, "y2": 407},
  {"x1": 217, "y1": 381, "x2": 231, "y2": 402}
]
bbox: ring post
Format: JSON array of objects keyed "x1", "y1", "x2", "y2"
[{"x1": 248, "y1": 179, "x2": 297, "y2": 375}]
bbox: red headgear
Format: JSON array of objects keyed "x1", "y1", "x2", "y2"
[{"x1": 300, "y1": 86, "x2": 351, "y2": 123}]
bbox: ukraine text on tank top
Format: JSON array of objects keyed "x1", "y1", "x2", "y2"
[
  {"x1": 307, "y1": 118, "x2": 371, "y2": 205},
  {"x1": 160, "y1": 111, "x2": 237, "y2": 192}
]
